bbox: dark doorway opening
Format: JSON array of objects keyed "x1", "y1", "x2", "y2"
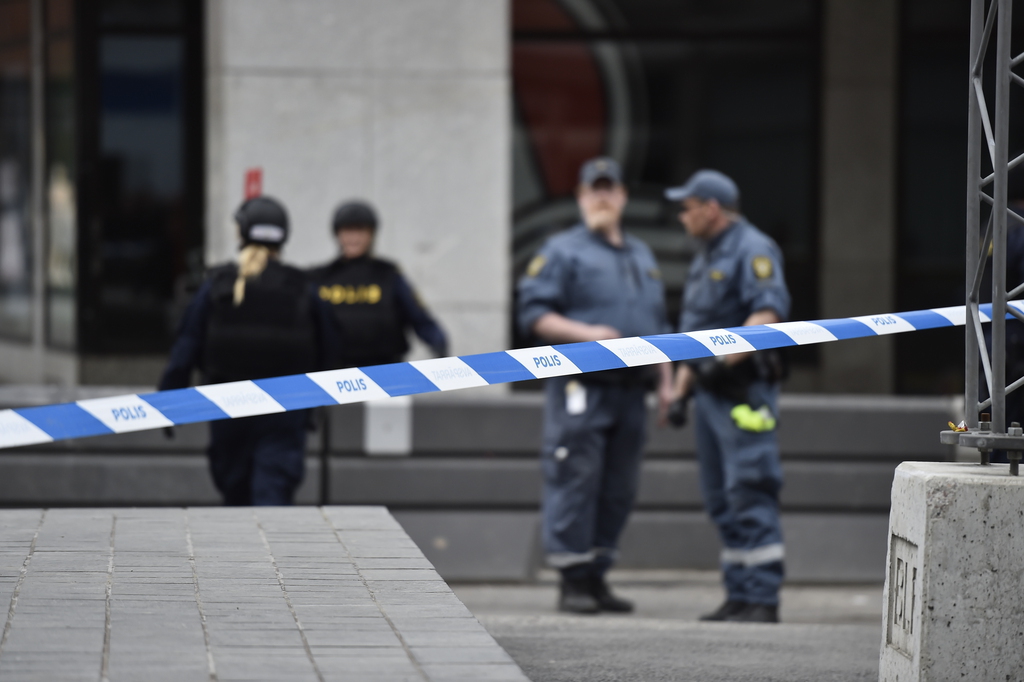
[{"x1": 76, "y1": 0, "x2": 203, "y2": 358}]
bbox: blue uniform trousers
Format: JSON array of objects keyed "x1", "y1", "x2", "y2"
[
  {"x1": 693, "y1": 381, "x2": 784, "y2": 605},
  {"x1": 208, "y1": 411, "x2": 308, "y2": 506},
  {"x1": 541, "y1": 376, "x2": 648, "y2": 577}
]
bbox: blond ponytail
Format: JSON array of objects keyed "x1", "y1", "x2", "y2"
[{"x1": 233, "y1": 244, "x2": 273, "y2": 305}]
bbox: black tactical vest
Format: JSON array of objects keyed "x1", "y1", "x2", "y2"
[
  {"x1": 311, "y1": 257, "x2": 408, "y2": 368},
  {"x1": 202, "y1": 261, "x2": 319, "y2": 383}
]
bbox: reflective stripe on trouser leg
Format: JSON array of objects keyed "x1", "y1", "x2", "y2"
[
  {"x1": 590, "y1": 546, "x2": 620, "y2": 576},
  {"x1": 547, "y1": 550, "x2": 597, "y2": 569},
  {"x1": 720, "y1": 543, "x2": 785, "y2": 566}
]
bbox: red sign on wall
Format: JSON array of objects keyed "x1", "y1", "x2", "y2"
[{"x1": 244, "y1": 168, "x2": 263, "y2": 199}]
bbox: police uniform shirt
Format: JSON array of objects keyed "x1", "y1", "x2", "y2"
[
  {"x1": 679, "y1": 218, "x2": 790, "y2": 333},
  {"x1": 517, "y1": 224, "x2": 669, "y2": 339}
]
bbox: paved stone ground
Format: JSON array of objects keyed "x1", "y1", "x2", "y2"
[
  {"x1": 454, "y1": 572, "x2": 884, "y2": 682},
  {"x1": 0, "y1": 507, "x2": 528, "y2": 682},
  {"x1": 0, "y1": 507, "x2": 888, "y2": 682}
]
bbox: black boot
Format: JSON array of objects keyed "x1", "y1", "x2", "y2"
[
  {"x1": 589, "y1": 576, "x2": 634, "y2": 613},
  {"x1": 699, "y1": 600, "x2": 748, "y2": 621},
  {"x1": 726, "y1": 603, "x2": 779, "y2": 623},
  {"x1": 558, "y1": 578, "x2": 600, "y2": 614}
]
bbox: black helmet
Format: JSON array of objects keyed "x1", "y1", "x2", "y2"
[
  {"x1": 235, "y1": 196, "x2": 289, "y2": 246},
  {"x1": 332, "y1": 200, "x2": 378, "y2": 234}
]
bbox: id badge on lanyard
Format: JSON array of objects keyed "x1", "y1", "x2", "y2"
[{"x1": 565, "y1": 380, "x2": 587, "y2": 416}]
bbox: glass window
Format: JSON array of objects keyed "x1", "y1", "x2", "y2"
[
  {"x1": 512, "y1": 0, "x2": 819, "y2": 352},
  {"x1": 99, "y1": 0, "x2": 183, "y2": 29},
  {"x1": 47, "y1": 0, "x2": 76, "y2": 349},
  {"x1": 91, "y1": 32, "x2": 183, "y2": 351},
  {"x1": 0, "y1": 0, "x2": 34, "y2": 341},
  {"x1": 78, "y1": 0, "x2": 204, "y2": 355}
]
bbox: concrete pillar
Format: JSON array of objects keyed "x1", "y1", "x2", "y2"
[
  {"x1": 206, "y1": 0, "x2": 510, "y2": 358},
  {"x1": 818, "y1": 0, "x2": 899, "y2": 392},
  {"x1": 880, "y1": 462, "x2": 1024, "y2": 680}
]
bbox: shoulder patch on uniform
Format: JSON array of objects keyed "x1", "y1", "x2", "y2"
[
  {"x1": 709, "y1": 270, "x2": 725, "y2": 281},
  {"x1": 526, "y1": 255, "x2": 547, "y2": 278},
  {"x1": 648, "y1": 268, "x2": 661, "y2": 280},
  {"x1": 751, "y1": 256, "x2": 773, "y2": 280}
]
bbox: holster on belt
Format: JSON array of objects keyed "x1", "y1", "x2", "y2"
[
  {"x1": 689, "y1": 349, "x2": 788, "y2": 404},
  {"x1": 581, "y1": 365, "x2": 658, "y2": 389}
]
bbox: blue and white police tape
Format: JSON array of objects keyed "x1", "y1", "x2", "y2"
[{"x1": 0, "y1": 301, "x2": 1012, "y2": 450}]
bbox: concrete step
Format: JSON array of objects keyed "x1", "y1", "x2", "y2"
[{"x1": 0, "y1": 454, "x2": 898, "y2": 511}]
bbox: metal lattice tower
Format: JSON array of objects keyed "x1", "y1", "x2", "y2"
[{"x1": 953, "y1": 0, "x2": 1024, "y2": 474}]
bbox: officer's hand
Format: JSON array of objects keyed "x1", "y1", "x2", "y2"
[
  {"x1": 667, "y1": 396, "x2": 691, "y2": 429},
  {"x1": 657, "y1": 380, "x2": 675, "y2": 427},
  {"x1": 586, "y1": 324, "x2": 621, "y2": 341}
]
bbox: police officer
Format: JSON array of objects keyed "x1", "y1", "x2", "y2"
[
  {"x1": 309, "y1": 200, "x2": 447, "y2": 368},
  {"x1": 667, "y1": 170, "x2": 791, "y2": 623},
  {"x1": 517, "y1": 157, "x2": 673, "y2": 614},
  {"x1": 158, "y1": 196, "x2": 336, "y2": 506}
]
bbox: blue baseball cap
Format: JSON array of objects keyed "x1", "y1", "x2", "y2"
[
  {"x1": 665, "y1": 170, "x2": 739, "y2": 210},
  {"x1": 579, "y1": 157, "x2": 623, "y2": 186}
]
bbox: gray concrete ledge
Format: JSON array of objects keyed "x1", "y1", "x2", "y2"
[
  {"x1": 0, "y1": 506, "x2": 528, "y2": 682},
  {"x1": 0, "y1": 388, "x2": 960, "y2": 459},
  {"x1": 0, "y1": 455, "x2": 899, "y2": 511}
]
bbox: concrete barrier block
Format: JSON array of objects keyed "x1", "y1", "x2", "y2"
[{"x1": 879, "y1": 462, "x2": 1024, "y2": 681}]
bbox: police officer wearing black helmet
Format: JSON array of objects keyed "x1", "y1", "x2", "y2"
[
  {"x1": 158, "y1": 196, "x2": 337, "y2": 506},
  {"x1": 309, "y1": 200, "x2": 447, "y2": 368}
]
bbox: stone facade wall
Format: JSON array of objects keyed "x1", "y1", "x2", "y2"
[{"x1": 205, "y1": 0, "x2": 510, "y2": 358}]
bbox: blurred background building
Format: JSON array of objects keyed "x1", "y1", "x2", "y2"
[{"x1": 1, "y1": 0, "x2": 1023, "y2": 393}]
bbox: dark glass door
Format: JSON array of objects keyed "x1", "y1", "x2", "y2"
[
  {"x1": 0, "y1": 0, "x2": 33, "y2": 342},
  {"x1": 76, "y1": 0, "x2": 203, "y2": 354}
]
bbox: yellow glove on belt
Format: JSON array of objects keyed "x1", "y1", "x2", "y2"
[{"x1": 730, "y1": 404, "x2": 777, "y2": 433}]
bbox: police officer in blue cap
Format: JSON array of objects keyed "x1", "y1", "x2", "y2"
[
  {"x1": 159, "y1": 196, "x2": 337, "y2": 506},
  {"x1": 666, "y1": 170, "x2": 791, "y2": 623},
  {"x1": 518, "y1": 157, "x2": 673, "y2": 614}
]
